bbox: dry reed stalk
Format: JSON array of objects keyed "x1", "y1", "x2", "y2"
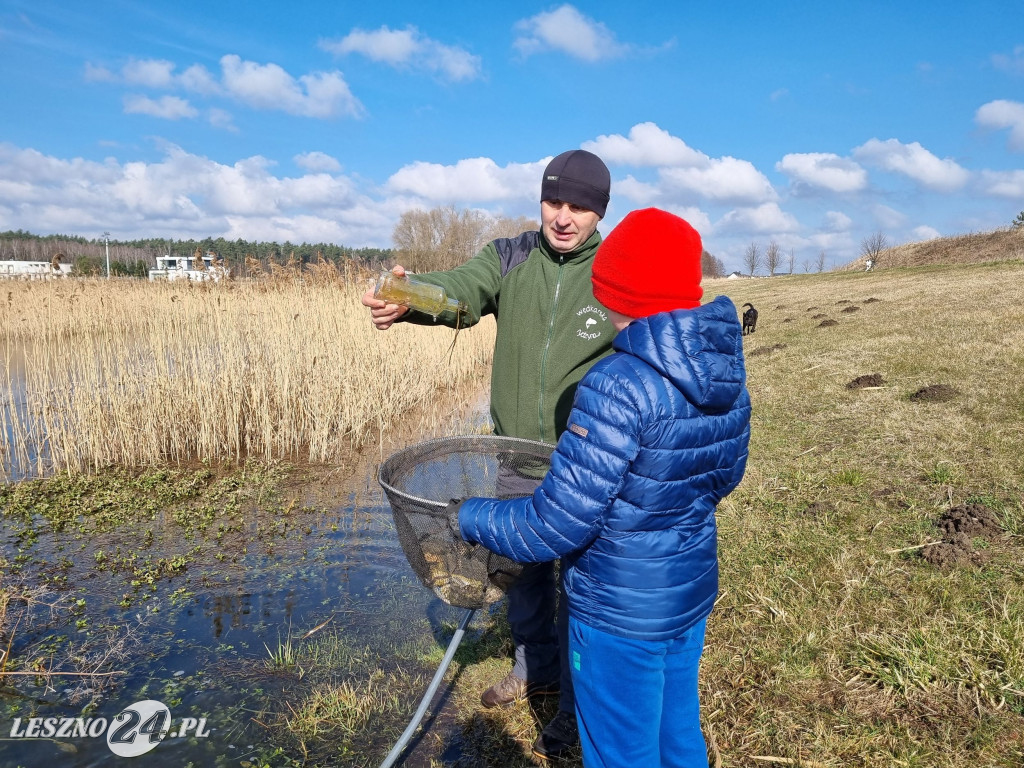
[{"x1": 1, "y1": 273, "x2": 495, "y2": 475}]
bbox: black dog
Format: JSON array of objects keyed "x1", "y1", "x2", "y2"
[{"x1": 742, "y1": 303, "x2": 758, "y2": 335}]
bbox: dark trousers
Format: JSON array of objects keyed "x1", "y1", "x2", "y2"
[
  {"x1": 506, "y1": 560, "x2": 573, "y2": 712},
  {"x1": 497, "y1": 464, "x2": 574, "y2": 713}
]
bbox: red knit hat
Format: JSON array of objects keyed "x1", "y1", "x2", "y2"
[{"x1": 592, "y1": 208, "x2": 704, "y2": 318}]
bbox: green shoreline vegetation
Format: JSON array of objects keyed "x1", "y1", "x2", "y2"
[{"x1": 2, "y1": 247, "x2": 1023, "y2": 766}]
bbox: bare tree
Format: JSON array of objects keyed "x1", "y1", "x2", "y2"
[
  {"x1": 764, "y1": 240, "x2": 782, "y2": 276},
  {"x1": 816, "y1": 250, "x2": 827, "y2": 273},
  {"x1": 394, "y1": 207, "x2": 546, "y2": 272},
  {"x1": 742, "y1": 242, "x2": 761, "y2": 276},
  {"x1": 701, "y1": 249, "x2": 725, "y2": 279},
  {"x1": 787, "y1": 248, "x2": 796, "y2": 275},
  {"x1": 392, "y1": 209, "x2": 439, "y2": 271},
  {"x1": 860, "y1": 231, "x2": 889, "y2": 268},
  {"x1": 392, "y1": 205, "x2": 490, "y2": 272},
  {"x1": 484, "y1": 215, "x2": 539, "y2": 242}
]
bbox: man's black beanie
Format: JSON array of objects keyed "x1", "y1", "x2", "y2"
[{"x1": 540, "y1": 149, "x2": 611, "y2": 218}]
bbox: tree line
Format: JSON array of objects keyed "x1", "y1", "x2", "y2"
[
  {"x1": 0, "y1": 230, "x2": 395, "y2": 277},
  {"x1": 1, "y1": 207, "x2": 731, "y2": 279},
  {"x1": 391, "y1": 207, "x2": 727, "y2": 278}
]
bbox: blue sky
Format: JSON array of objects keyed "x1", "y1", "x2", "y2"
[{"x1": 2, "y1": 1, "x2": 1022, "y2": 272}]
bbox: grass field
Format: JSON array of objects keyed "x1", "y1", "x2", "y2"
[{"x1": 432, "y1": 260, "x2": 1024, "y2": 768}]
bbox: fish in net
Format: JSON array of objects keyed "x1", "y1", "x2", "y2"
[{"x1": 378, "y1": 435, "x2": 555, "y2": 609}]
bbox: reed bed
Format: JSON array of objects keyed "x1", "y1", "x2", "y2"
[{"x1": 1, "y1": 266, "x2": 495, "y2": 476}]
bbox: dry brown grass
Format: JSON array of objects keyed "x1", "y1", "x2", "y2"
[
  {"x1": 443, "y1": 261, "x2": 1024, "y2": 768},
  {"x1": 1, "y1": 266, "x2": 495, "y2": 476},
  {"x1": 838, "y1": 226, "x2": 1024, "y2": 271}
]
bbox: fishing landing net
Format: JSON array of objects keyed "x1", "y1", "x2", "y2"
[{"x1": 378, "y1": 435, "x2": 555, "y2": 609}]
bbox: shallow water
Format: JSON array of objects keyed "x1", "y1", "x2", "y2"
[
  {"x1": 0, "y1": 484, "x2": 473, "y2": 767},
  {"x1": 0, "y1": 386, "x2": 496, "y2": 767}
]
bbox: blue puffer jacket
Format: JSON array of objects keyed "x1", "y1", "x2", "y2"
[{"x1": 459, "y1": 295, "x2": 751, "y2": 641}]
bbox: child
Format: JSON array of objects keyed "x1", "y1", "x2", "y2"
[{"x1": 454, "y1": 207, "x2": 751, "y2": 767}]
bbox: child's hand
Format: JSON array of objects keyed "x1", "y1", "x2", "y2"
[{"x1": 445, "y1": 499, "x2": 464, "y2": 540}]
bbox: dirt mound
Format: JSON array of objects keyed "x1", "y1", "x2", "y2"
[
  {"x1": 748, "y1": 343, "x2": 787, "y2": 357},
  {"x1": 847, "y1": 374, "x2": 885, "y2": 389},
  {"x1": 863, "y1": 297, "x2": 881, "y2": 304},
  {"x1": 921, "y1": 534, "x2": 988, "y2": 568},
  {"x1": 841, "y1": 306, "x2": 861, "y2": 313},
  {"x1": 806, "y1": 306, "x2": 819, "y2": 311},
  {"x1": 909, "y1": 384, "x2": 960, "y2": 402},
  {"x1": 836, "y1": 299, "x2": 851, "y2": 305},
  {"x1": 936, "y1": 503, "x2": 1002, "y2": 540},
  {"x1": 818, "y1": 319, "x2": 839, "y2": 328},
  {"x1": 920, "y1": 503, "x2": 1003, "y2": 569},
  {"x1": 811, "y1": 313, "x2": 827, "y2": 319},
  {"x1": 801, "y1": 501, "x2": 834, "y2": 518}
]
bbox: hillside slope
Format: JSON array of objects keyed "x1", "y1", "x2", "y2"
[{"x1": 838, "y1": 226, "x2": 1024, "y2": 271}]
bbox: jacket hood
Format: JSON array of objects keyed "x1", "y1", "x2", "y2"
[{"x1": 612, "y1": 295, "x2": 746, "y2": 414}]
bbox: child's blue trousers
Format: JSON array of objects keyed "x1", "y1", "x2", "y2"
[{"x1": 568, "y1": 616, "x2": 708, "y2": 768}]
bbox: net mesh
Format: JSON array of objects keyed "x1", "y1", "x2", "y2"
[{"x1": 378, "y1": 435, "x2": 554, "y2": 608}]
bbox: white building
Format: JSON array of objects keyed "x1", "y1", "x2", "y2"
[
  {"x1": 0, "y1": 260, "x2": 73, "y2": 279},
  {"x1": 149, "y1": 253, "x2": 230, "y2": 282}
]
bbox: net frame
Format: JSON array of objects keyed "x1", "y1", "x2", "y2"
[{"x1": 378, "y1": 435, "x2": 555, "y2": 608}]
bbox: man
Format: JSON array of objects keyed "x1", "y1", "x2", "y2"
[{"x1": 362, "y1": 149, "x2": 613, "y2": 761}]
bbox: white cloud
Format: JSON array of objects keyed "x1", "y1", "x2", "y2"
[
  {"x1": 180, "y1": 64, "x2": 221, "y2": 96},
  {"x1": 320, "y1": 26, "x2": 481, "y2": 81},
  {"x1": 0, "y1": 143, "x2": 120, "y2": 186},
  {"x1": 977, "y1": 169, "x2": 1024, "y2": 198},
  {"x1": 990, "y1": 45, "x2": 1024, "y2": 75},
  {"x1": 584, "y1": 123, "x2": 705, "y2": 167},
  {"x1": 776, "y1": 152, "x2": 868, "y2": 193},
  {"x1": 582, "y1": 123, "x2": 775, "y2": 204},
  {"x1": 715, "y1": 203, "x2": 799, "y2": 234},
  {"x1": 613, "y1": 175, "x2": 660, "y2": 205},
  {"x1": 853, "y1": 138, "x2": 970, "y2": 191},
  {"x1": 123, "y1": 94, "x2": 198, "y2": 120},
  {"x1": 122, "y1": 58, "x2": 176, "y2": 88},
  {"x1": 325, "y1": 26, "x2": 418, "y2": 65},
  {"x1": 83, "y1": 63, "x2": 115, "y2": 82},
  {"x1": 871, "y1": 204, "x2": 906, "y2": 230},
  {"x1": 823, "y1": 211, "x2": 852, "y2": 231},
  {"x1": 912, "y1": 225, "x2": 941, "y2": 241},
  {"x1": 514, "y1": 5, "x2": 625, "y2": 61},
  {"x1": 975, "y1": 99, "x2": 1024, "y2": 151},
  {"x1": 386, "y1": 157, "x2": 544, "y2": 203},
  {"x1": 219, "y1": 55, "x2": 362, "y2": 118},
  {"x1": 85, "y1": 56, "x2": 360, "y2": 119},
  {"x1": 661, "y1": 157, "x2": 777, "y2": 205},
  {"x1": 207, "y1": 107, "x2": 237, "y2": 132},
  {"x1": 295, "y1": 151, "x2": 342, "y2": 173},
  {"x1": 0, "y1": 142, "x2": 385, "y2": 245}
]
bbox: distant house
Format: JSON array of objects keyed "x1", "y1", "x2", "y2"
[
  {"x1": 726, "y1": 271, "x2": 752, "y2": 279},
  {"x1": 0, "y1": 260, "x2": 72, "y2": 280},
  {"x1": 149, "y1": 253, "x2": 230, "y2": 282}
]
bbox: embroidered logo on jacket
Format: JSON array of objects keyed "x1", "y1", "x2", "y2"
[
  {"x1": 569, "y1": 423, "x2": 588, "y2": 438},
  {"x1": 575, "y1": 305, "x2": 606, "y2": 341}
]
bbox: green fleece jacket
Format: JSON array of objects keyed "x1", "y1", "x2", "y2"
[{"x1": 403, "y1": 229, "x2": 614, "y2": 443}]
